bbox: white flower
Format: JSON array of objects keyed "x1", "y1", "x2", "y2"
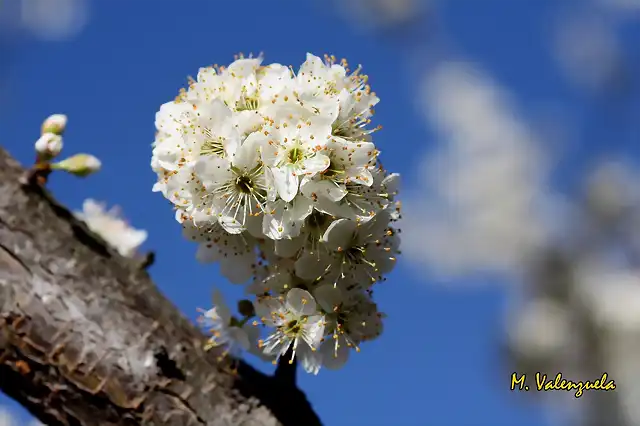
[
  {"x1": 194, "y1": 135, "x2": 268, "y2": 233},
  {"x1": 296, "y1": 53, "x2": 347, "y2": 95},
  {"x1": 271, "y1": 210, "x2": 334, "y2": 258},
  {"x1": 199, "y1": 290, "x2": 259, "y2": 358},
  {"x1": 340, "y1": 293, "x2": 385, "y2": 343},
  {"x1": 313, "y1": 285, "x2": 385, "y2": 369},
  {"x1": 258, "y1": 117, "x2": 332, "y2": 202},
  {"x1": 298, "y1": 136, "x2": 378, "y2": 216},
  {"x1": 296, "y1": 208, "x2": 399, "y2": 288},
  {"x1": 151, "y1": 101, "x2": 199, "y2": 174},
  {"x1": 153, "y1": 99, "x2": 240, "y2": 200},
  {"x1": 313, "y1": 284, "x2": 354, "y2": 370},
  {"x1": 332, "y1": 88, "x2": 380, "y2": 142},
  {"x1": 262, "y1": 195, "x2": 314, "y2": 240},
  {"x1": 34, "y1": 132, "x2": 63, "y2": 160},
  {"x1": 294, "y1": 53, "x2": 377, "y2": 125},
  {"x1": 255, "y1": 288, "x2": 325, "y2": 374},
  {"x1": 246, "y1": 258, "x2": 307, "y2": 297},
  {"x1": 247, "y1": 270, "x2": 291, "y2": 296},
  {"x1": 307, "y1": 163, "x2": 399, "y2": 220},
  {"x1": 295, "y1": 53, "x2": 364, "y2": 101},
  {"x1": 75, "y1": 199, "x2": 147, "y2": 257},
  {"x1": 189, "y1": 57, "x2": 264, "y2": 108}
]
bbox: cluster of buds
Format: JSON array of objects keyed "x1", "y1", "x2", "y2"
[
  {"x1": 33, "y1": 114, "x2": 101, "y2": 178},
  {"x1": 152, "y1": 53, "x2": 401, "y2": 374},
  {"x1": 35, "y1": 114, "x2": 66, "y2": 161}
]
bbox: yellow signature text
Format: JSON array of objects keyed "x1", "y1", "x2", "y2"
[{"x1": 510, "y1": 372, "x2": 616, "y2": 398}]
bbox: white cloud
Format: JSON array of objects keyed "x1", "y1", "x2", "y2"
[{"x1": 402, "y1": 61, "x2": 555, "y2": 280}]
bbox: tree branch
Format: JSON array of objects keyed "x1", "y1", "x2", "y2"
[{"x1": 0, "y1": 146, "x2": 322, "y2": 426}]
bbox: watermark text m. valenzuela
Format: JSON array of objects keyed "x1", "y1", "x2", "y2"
[{"x1": 510, "y1": 372, "x2": 616, "y2": 398}]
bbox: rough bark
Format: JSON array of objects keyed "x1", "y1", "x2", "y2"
[{"x1": 0, "y1": 146, "x2": 322, "y2": 426}]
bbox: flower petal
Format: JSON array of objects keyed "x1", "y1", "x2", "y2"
[
  {"x1": 194, "y1": 156, "x2": 232, "y2": 188},
  {"x1": 196, "y1": 243, "x2": 220, "y2": 263},
  {"x1": 382, "y1": 172, "x2": 401, "y2": 195},
  {"x1": 301, "y1": 178, "x2": 346, "y2": 202},
  {"x1": 294, "y1": 251, "x2": 329, "y2": 281},
  {"x1": 320, "y1": 337, "x2": 349, "y2": 370},
  {"x1": 227, "y1": 326, "x2": 251, "y2": 351},
  {"x1": 271, "y1": 167, "x2": 299, "y2": 202},
  {"x1": 218, "y1": 214, "x2": 246, "y2": 234},
  {"x1": 301, "y1": 315, "x2": 325, "y2": 348},
  {"x1": 302, "y1": 153, "x2": 330, "y2": 175},
  {"x1": 285, "y1": 288, "x2": 316, "y2": 316},
  {"x1": 220, "y1": 251, "x2": 255, "y2": 284},
  {"x1": 254, "y1": 298, "x2": 284, "y2": 327},
  {"x1": 232, "y1": 136, "x2": 261, "y2": 170},
  {"x1": 313, "y1": 284, "x2": 343, "y2": 313},
  {"x1": 275, "y1": 237, "x2": 304, "y2": 258},
  {"x1": 298, "y1": 344, "x2": 322, "y2": 375},
  {"x1": 289, "y1": 195, "x2": 314, "y2": 221},
  {"x1": 322, "y1": 218, "x2": 357, "y2": 251}
]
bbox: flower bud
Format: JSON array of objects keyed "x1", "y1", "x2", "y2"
[
  {"x1": 237, "y1": 299, "x2": 255, "y2": 317},
  {"x1": 41, "y1": 114, "x2": 68, "y2": 136},
  {"x1": 51, "y1": 154, "x2": 102, "y2": 177},
  {"x1": 34, "y1": 133, "x2": 63, "y2": 161}
]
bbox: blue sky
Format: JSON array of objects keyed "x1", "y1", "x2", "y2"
[{"x1": 3, "y1": 0, "x2": 637, "y2": 425}]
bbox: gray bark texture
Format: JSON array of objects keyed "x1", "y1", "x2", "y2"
[{"x1": 0, "y1": 146, "x2": 322, "y2": 426}]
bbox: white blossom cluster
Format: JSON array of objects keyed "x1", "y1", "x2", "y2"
[
  {"x1": 151, "y1": 53, "x2": 401, "y2": 374},
  {"x1": 74, "y1": 199, "x2": 148, "y2": 258}
]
